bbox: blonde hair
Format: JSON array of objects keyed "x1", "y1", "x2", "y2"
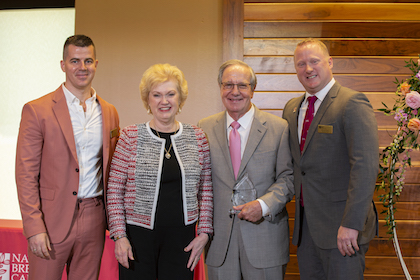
[
  {"x1": 295, "y1": 38, "x2": 330, "y2": 56},
  {"x1": 139, "y1": 64, "x2": 188, "y2": 110}
]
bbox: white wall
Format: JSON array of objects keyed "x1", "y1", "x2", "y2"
[{"x1": 0, "y1": 8, "x2": 75, "y2": 220}]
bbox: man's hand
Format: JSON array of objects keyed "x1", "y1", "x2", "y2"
[
  {"x1": 114, "y1": 237, "x2": 134, "y2": 269},
  {"x1": 233, "y1": 200, "x2": 263, "y2": 222},
  {"x1": 337, "y1": 226, "x2": 359, "y2": 256},
  {"x1": 28, "y1": 232, "x2": 51, "y2": 259}
]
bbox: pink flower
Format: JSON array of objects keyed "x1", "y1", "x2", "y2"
[
  {"x1": 407, "y1": 118, "x2": 420, "y2": 133},
  {"x1": 400, "y1": 82, "x2": 411, "y2": 96},
  {"x1": 405, "y1": 91, "x2": 420, "y2": 109},
  {"x1": 416, "y1": 71, "x2": 420, "y2": 79}
]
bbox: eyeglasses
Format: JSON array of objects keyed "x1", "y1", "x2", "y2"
[{"x1": 221, "y1": 82, "x2": 251, "y2": 91}]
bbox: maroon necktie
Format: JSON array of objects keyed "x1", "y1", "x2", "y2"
[{"x1": 300, "y1": 96, "x2": 317, "y2": 206}]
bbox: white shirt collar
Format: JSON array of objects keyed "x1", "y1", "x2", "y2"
[
  {"x1": 62, "y1": 83, "x2": 97, "y2": 105},
  {"x1": 304, "y1": 78, "x2": 335, "y2": 103},
  {"x1": 226, "y1": 104, "x2": 255, "y2": 129}
]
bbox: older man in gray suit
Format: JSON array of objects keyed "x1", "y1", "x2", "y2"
[
  {"x1": 282, "y1": 38, "x2": 378, "y2": 279},
  {"x1": 198, "y1": 60, "x2": 294, "y2": 280}
]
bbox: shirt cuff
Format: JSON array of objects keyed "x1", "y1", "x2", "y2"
[{"x1": 257, "y1": 198, "x2": 270, "y2": 217}]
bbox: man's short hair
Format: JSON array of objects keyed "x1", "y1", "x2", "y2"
[
  {"x1": 218, "y1": 59, "x2": 257, "y2": 90},
  {"x1": 295, "y1": 38, "x2": 330, "y2": 57},
  {"x1": 63, "y1": 35, "x2": 96, "y2": 60}
]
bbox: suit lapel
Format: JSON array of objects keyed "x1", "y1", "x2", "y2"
[
  {"x1": 288, "y1": 95, "x2": 305, "y2": 158},
  {"x1": 52, "y1": 87, "x2": 78, "y2": 164},
  {"x1": 238, "y1": 108, "x2": 267, "y2": 179},
  {"x1": 97, "y1": 95, "x2": 110, "y2": 174},
  {"x1": 302, "y1": 82, "x2": 340, "y2": 155},
  {"x1": 212, "y1": 112, "x2": 236, "y2": 179}
]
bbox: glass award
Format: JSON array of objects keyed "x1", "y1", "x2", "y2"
[{"x1": 229, "y1": 173, "x2": 257, "y2": 216}]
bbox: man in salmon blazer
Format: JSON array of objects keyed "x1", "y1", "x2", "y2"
[
  {"x1": 282, "y1": 38, "x2": 378, "y2": 279},
  {"x1": 15, "y1": 35, "x2": 119, "y2": 280}
]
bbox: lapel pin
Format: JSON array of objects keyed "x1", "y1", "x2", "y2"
[{"x1": 293, "y1": 107, "x2": 297, "y2": 113}]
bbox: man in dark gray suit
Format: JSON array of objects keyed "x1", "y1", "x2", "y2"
[
  {"x1": 282, "y1": 38, "x2": 378, "y2": 279},
  {"x1": 198, "y1": 60, "x2": 294, "y2": 280}
]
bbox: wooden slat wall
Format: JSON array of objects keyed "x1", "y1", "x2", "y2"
[{"x1": 223, "y1": 0, "x2": 420, "y2": 278}]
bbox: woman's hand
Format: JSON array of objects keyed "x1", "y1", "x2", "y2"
[
  {"x1": 184, "y1": 233, "x2": 209, "y2": 271},
  {"x1": 114, "y1": 237, "x2": 134, "y2": 268}
]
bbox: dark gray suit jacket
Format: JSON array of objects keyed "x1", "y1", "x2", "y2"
[
  {"x1": 283, "y1": 81, "x2": 378, "y2": 249},
  {"x1": 198, "y1": 107, "x2": 294, "y2": 268}
]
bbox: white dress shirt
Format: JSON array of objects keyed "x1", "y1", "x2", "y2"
[
  {"x1": 298, "y1": 78, "x2": 335, "y2": 143},
  {"x1": 63, "y1": 84, "x2": 103, "y2": 198},
  {"x1": 226, "y1": 104, "x2": 270, "y2": 216}
]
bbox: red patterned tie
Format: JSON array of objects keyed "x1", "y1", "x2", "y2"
[
  {"x1": 300, "y1": 96, "x2": 317, "y2": 206},
  {"x1": 229, "y1": 121, "x2": 241, "y2": 179}
]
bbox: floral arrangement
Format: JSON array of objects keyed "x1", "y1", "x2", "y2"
[{"x1": 377, "y1": 55, "x2": 420, "y2": 236}]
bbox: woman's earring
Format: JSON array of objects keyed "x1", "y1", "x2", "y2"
[
  {"x1": 178, "y1": 108, "x2": 182, "y2": 113},
  {"x1": 147, "y1": 107, "x2": 151, "y2": 114}
]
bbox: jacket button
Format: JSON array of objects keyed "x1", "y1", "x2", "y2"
[
  {"x1": 73, "y1": 191, "x2": 77, "y2": 196},
  {"x1": 75, "y1": 168, "x2": 79, "y2": 172},
  {"x1": 301, "y1": 171, "x2": 305, "y2": 176}
]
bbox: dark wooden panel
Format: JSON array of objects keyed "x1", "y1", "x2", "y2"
[
  {"x1": 379, "y1": 128, "x2": 396, "y2": 147},
  {"x1": 404, "y1": 166, "x2": 420, "y2": 184},
  {"x1": 289, "y1": 219, "x2": 420, "y2": 239},
  {"x1": 376, "y1": 202, "x2": 420, "y2": 220},
  {"x1": 246, "y1": 0, "x2": 420, "y2": 3},
  {"x1": 288, "y1": 236, "x2": 420, "y2": 257},
  {"x1": 253, "y1": 91, "x2": 397, "y2": 110},
  {"x1": 255, "y1": 74, "x2": 407, "y2": 92},
  {"x1": 285, "y1": 254, "x2": 420, "y2": 274},
  {"x1": 244, "y1": 3, "x2": 420, "y2": 21},
  {"x1": 286, "y1": 201, "x2": 420, "y2": 220},
  {"x1": 376, "y1": 111, "x2": 399, "y2": 129},
  {"x1": 244, "y1": 39, "x2": 420, "y2": 56},
  {"x1": 245, "y1": 22, "x2": 420, "y2": 39},
  {"x1": 245, "y1": 56, "x2": 414, "y2": 75},
  {"x1": 367, "y1": 239, "x2": 420, "y2": 257},
  {"x1": 376, "y1": 185, "x2": 420, "y2": 203}
]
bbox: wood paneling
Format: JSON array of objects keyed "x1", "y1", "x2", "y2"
[
  {"x1": 244, "y1": 3, "x2": 420, "y2": 21},
  {"x1": 253, "y1": 91, "x2": 399, "y2": 109},
  {"x1": 246, "y1": 0, "x2": 420, "y2": 2},
  {"x1": 225, "y1": 0, "x2": 420, "y2": 278},
  {"x1": 223, "y1": 0, "x2": 244, "y2": 61},
  {"x1": 376, "y1": 185, "x2": 420, "y2": 202},
  {"x1": 255, "y1": 74, "x2": 407, "y2": 92},
  {"x1": 245, "y1": 39, "x2": 420, "y2": 56},
  {"x1": 245, "y1": 57, "x2": 414, "y2": 74},
  {"x1": 284, "y1": 255, "x2": 420, "y2": 275},
  {"x1": 244, "y1": 22, "x2": 420, "y2": 38},
  {"x1": 287, "y1": 219, "x2": 420, "y2": 239},
  {"x1": 286, "y1": 201, "x2": 420, "y2": 220}
]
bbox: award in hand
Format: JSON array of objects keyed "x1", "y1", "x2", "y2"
[{"x1": 229, "y1": 173, "x2": 256, "y2": 216}]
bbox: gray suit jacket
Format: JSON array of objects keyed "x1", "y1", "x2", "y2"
[
  {"x1": 283, "y1": 82, "x2": 378, "y2": 249},
  {"x1": 198, "y1": 107, "x2": 294, "y2": 268}
]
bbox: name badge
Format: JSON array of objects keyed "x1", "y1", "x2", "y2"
[
  {"x1": 110, "y1": 128, "x2": 119, "y2": 138},
  {"x1": 318, "y1": 125, "x2": 333, "y2": 134}
]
